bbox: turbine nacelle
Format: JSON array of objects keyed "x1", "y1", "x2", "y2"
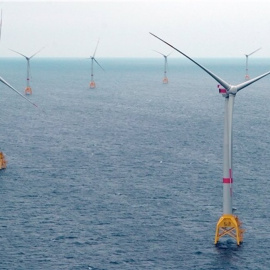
[{"x1": 218, "y1": 85, "x2": 237, "y2": 97}]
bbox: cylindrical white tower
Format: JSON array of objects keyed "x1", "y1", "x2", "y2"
[
  {"x1": 27, "y1": 60, "x2": 30, "y2": 88},
  {"x1": 222, "y1": 94, "x2": 235, "y2": 214}
]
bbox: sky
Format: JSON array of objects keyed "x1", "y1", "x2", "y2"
[{"x1": 1, "y1": 0, "x2": 270, "y2": 58}]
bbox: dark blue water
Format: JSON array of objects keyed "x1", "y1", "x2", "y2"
[{"x1": 0, "y1": 57, "x2": 270, "y2": 269}]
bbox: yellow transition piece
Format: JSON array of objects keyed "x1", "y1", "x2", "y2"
[
  {"x1": 0, "y1": 152, "x2": 7, "y2": 169},
  {"x1": 25, "y1": 87, "x2": 32, "y2": 95},
  {"x1": 215, "y1": 214, "x2": 245, "y2": 245},
  {"x1": 163, "y1": 77, "x2": 168, "y2": 84},
  {"x1": 90, "y1": 81, "x2": 96, "y2": 89}
]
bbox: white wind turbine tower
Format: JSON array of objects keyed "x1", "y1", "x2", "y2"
[
  {"x1": 9, "y1": 47, "x2": 44, "y2": 95},
  {"x1": 154, "y1": 50, "x2": 172, "y2": 84},
  {"x1": 89, "y1": 40, "x2": 104, "y2": 89},
  {"x1": 150, "y1": 32, "x2": 270, "y2": 246},
  {"x1": 244, "y1": 47, "x2": 261, "y2": 80}
]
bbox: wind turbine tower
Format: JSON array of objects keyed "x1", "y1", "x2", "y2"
[
  {"x1": 10, "y1": 48, "x2": 44, "y2": 95},
  {"x1": 150, "y1": 32, "x2": 270, "y2": 245},
  {"x1": 154, "y1": 50, "x2": 172, "y2": 84},
  {"x1": 89, "y1": 40, "x2": 104, "y2": 89},
  {"x1": 244, "y1": 48, "x2": 261, "y2": 80}
]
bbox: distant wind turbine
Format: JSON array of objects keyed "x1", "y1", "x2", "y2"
[
  {"x1": 153, "y1": 50, "x2": 172, "y2": 84},
  {"x1": 244, "y1": 48, "x2": 261, "y2": 80},
  {"x1": 150, "y1": 32, "x2": 270, "y2": 246},
  {"x1": 0, "y1": 11, "x2": 37, "y2": 106},
  {"x1": 10, "y1": 47, "x2": 44, "y2": 95},
  {"x1": 89, "y1": 40, "x2": 104, "y2": 89}
]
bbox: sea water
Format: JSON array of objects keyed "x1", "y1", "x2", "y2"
[{"x1": 0, "y1": 57, "x2": 270, "y2": 269}]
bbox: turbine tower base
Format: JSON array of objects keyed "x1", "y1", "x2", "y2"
[
  {"x1": 90, "y1": 81, "x2": 96, "y2": 89},
  {"x1": 214, "y1": 214, "x2": 244, "y2": 245},
  {"x1": 25, "y1": 87, "x2": 32, "y2": 95},
  {"x1": 0, "y1": 152, "x2": 7, "y2": 169},
  {"x1": 163, "y1": 77, "x2": 168, "y2": 84}
]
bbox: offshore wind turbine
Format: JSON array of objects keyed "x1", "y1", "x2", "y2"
[
  {"x1": 154, "y1": 50, "x2": 172, "y2": 84},
  {"x1": 244, "y1": 48, "x2": 261, "y2": 80},
  {"x1": 150, "y1": 32, "x2": 270, "y2": 245},
  {"x1": 89, "y1": 40, "x2": 104, "y2": 89},
  {"x1": 9, "y1": 47, "x2": 44, "y2": 95},
  {"x1": 0, "y1": 11, "x2": 37, "y2": 106}
]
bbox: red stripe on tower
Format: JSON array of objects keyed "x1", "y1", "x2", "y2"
[{"x1": 223, "y1": 178, "x2": 233, "y2": 183}]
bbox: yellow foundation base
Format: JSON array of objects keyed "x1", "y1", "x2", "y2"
[
  {"x1": 214, "y1": 214, "x2": 244, "y2": 245},
  {"x1": 25, "y1": 87, "x2": 32, "y2": 95},
  {"x1": 0, "y1": 152, "x2": 7, "y2": 169},
  {"x1": 90, "y1": 81, "x2": 96, "y2": 89}
]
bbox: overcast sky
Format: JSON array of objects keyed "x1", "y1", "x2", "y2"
[{"x1": 1, "y1": 0, "x2": 270, "y2": 58}]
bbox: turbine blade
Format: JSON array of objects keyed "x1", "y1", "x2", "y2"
[
  {"x1": 153, "y1": 50, "x2": 166, "y2": 57},
  {"x1": 93, "y1": 58, "x2": 104, "y2": 71},
  {"x1": 150, "y1": 32, "x2": 231, "y2": 90},
  {"x1": 248, "y1": 47, "x2": 261, "y2": 57},
  {"x1": 29, "y1": 46, "x2": 45, "y2": 59},
  {"x1": 93, "y1": 39, "x2": 100, "y2": 58},
  {"x1": 9, "y1": 48, "x2": 28, "y2": 59},
  {"x1": 0, "y1": 76, "x2": 38, "y2": 107},
  {"x1": 236, "y1": 71, "x2": 270, "y2": 92}
]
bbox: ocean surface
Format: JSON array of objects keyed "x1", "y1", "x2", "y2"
[{"x1": 0, "y1": 56, "x2": 270, "y2": 269}]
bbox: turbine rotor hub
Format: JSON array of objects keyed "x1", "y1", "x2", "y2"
[{"x1": 228, "y1": 86, "x2": 237, "y2": 95}]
